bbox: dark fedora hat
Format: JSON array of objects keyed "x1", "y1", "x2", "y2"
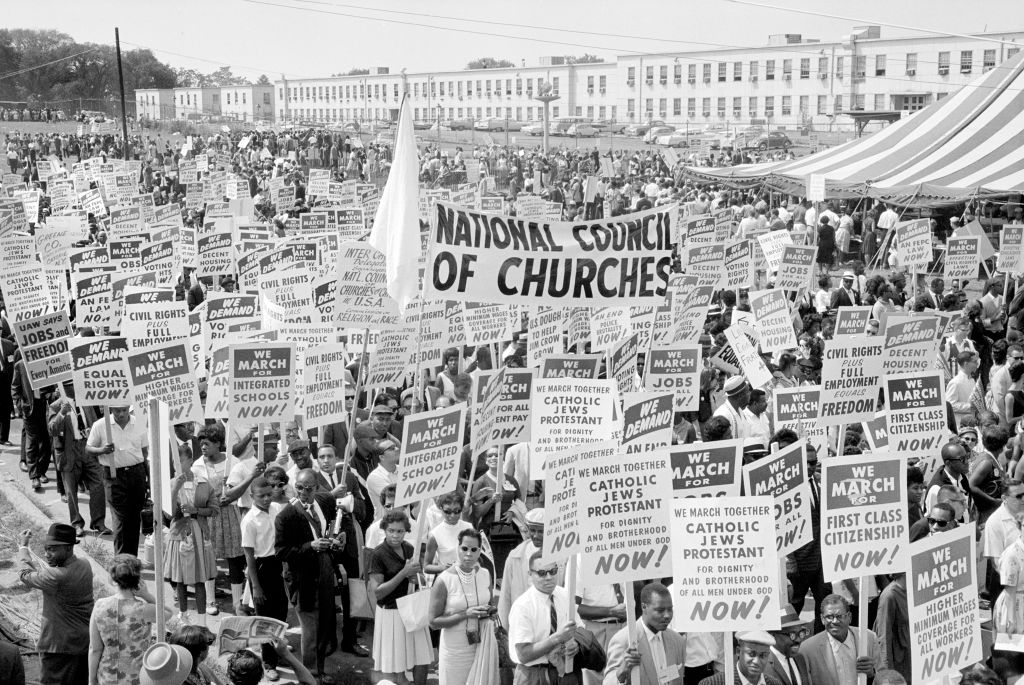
[{"x1": 43, "y1": 523, "x2": 79, "y2": 546}]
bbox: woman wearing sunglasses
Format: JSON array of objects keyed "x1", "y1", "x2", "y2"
[{"x1": 428, "y1": 529, "x2": 499, "y2": 685}]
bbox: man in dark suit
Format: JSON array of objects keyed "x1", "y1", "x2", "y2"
[
  {"x1": 275, "y1": 468, "x2": 344, "y2": 681},
  {"x1": 766, "y1": 607, "x2": 811, "y2": 685},
  {"x1": 799, "y1": 595, "x2": 882, "y2": 685},
  {"x1": 829, "y1": 271, "x2": 861, "y2": 310},
  {"x1": 787, "y1": 442, "x2": 831, "y2": 634},
  {"x1": 314, "y1": 445, "x2": 369, "y2": 657},
  {"x1": 697, "y1": 631, "x2": 783, "y2": 685},
  {"x1": 604, "y1": 582, "x2": 686, "y2": 685},
  {"x1": 47, "y1": 384, "x2": 108, "y2": 538},
  {"x1": 12, "y1": 349, "x2": 53, "y2": 492}
]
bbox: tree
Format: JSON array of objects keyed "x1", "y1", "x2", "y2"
[
  {"x1": 207, "y1": 66, "x2": 249, "y2": 86},
  {"x1": 255, "y1": 74, "x2": 271, "y2": 85},
  {"x1": 566, "y1": 54, "x2": 604, "y2": 64},
  {"x1": 466, "y1": 57, "x2": 515, "y2": 70},
  {"x1": 346, "y1": 68, "x2": 369, "y2": 76}
]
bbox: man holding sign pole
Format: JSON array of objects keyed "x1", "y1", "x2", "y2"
[{"x1": 604, "y1": 582, "x2": 686, "y2": 685}]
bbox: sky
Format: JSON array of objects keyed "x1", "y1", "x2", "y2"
[{"x1": 6, "y1": 0, "x2": 1024, "y2": 80}]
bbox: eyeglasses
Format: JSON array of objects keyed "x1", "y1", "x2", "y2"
[
  {"x1": 269, "y1": 482, "x2": 286, "y2": 489},
  {"x1": 442, "y1": 508, "x2": 462, "y2": 515},
  {"x1": 944, "y1": 457, "x2": 967, "y2": 463},
  {"x1": 294, "y1": 484, "x2": 316, "y2": 492},
  {"x1": 1012, "y1": 492, "x2": 1024, "y2": 500},
  {"x1": 821, "y1": 613, "x2": 848, "y2": 623},
  {"x1": 531, "y1": 568, "x2": 559, "y2": 578},
  {"x1": 786, "y1": 628, "x2": 811, "y2": 640},
  {"x1": 927, "y1": 517, "x2": 953, "y2": 527},
  {"x1": 1012, "y1": 355, "x2": 1024, "y2": 361},
  {"x1": 459, "y1": 545, "x2": 480, "y2": 553}
]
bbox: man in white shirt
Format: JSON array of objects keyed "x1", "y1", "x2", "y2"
[
  {"x1": 799, "y1": 595, "x2": 882, "y2": 685},
  {"x1": 575, "y1": 565, "x2": 626, "y2": 685},
  {"x1": 241, "y1": 477, "x2": 287, "y2": 680},
  {"x1": 365, "y1": 440, "x2": 398, "y2": 508},
  {"x1": 991, "y1": 344, "x2": 1024, "y2": 422},
  {"x1": 742, "y1": 389, "x2": 771, "y2": 449},
  {"x1": 605, "y1": 582, "x2": 686, "y2": 685},
  {"x1": 877, "y1": 204, "x2": 899, "y2": 232},
  {"x1": 980, "y1": 278, "x2": 1006, "y2": 336},
  {"x1": 85, "y1": 405, "x2": 148, "y2": 556},
  {"x1": 500, "y1": 508, "x2": 564, "y2": 625},
  {"x1": 983, "y1": 479, "x2": 1024, "y2": 604},
  {"x1": 944, "y1": 351, "x2": 978, "y2": 429},
  {"x1": 227, "y1": 428, "x2": 279, "y2": 512},
  {"x1": 713, "y1": 376, "x2": 751, "y2": 440},
  {"x1": 508, "y1": 551, "x2": 579, "y2": 682}
]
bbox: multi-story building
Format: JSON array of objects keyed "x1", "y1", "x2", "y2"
[
  {"x1": 135, "y1": 88, "x2": 175, "y2": 121},
  {"x1": 136, "y1": 27, "x2": 1024, "y2": 129},
  {"x1": 173, "y1": 87, "x2": 221, "y2": 120},
  {"x1": 219, "y1": 85, "x2": 275, "y2": 123}
]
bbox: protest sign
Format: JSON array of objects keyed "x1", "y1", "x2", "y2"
[
  {"x1": 909, "y1": 525, "x2": 982, "y2": 680},
  {"x1": 608, "y1": 334, "x2": 639, "y2": 396},
  {"x1": 394, "y1": 404, "x2": 466, "y2": 506},
  {"x1": 833, "y1": 306, "x2": 873, "y2": 336},
  {"x1": 621, "y1": 392, "x2": 674, "y2": 454},
  {"x1": 12, "y1": 311, "x2": 73, "y2": 391},
  {"x1": 665, "y1": 278, "x2": 715, "y2": 345},
  {"x1": 577, "y1": 447, "x2": 673, "y2": 584},
  {"x1": 127, "y1": 341, "x2": 201, "y2": 423},
  {"x1": 669, "y1": 438, "x2": 743, "y2": 498},
  {"x1": 953, "y1": 219, "x2": 996, "y2": 260},
  {"x1": 724, "y1": 239, "x2": 753, "y2": 289},
  {"x1": 862, "y1": 412, "x2": 890, "y2": 453},
  {"x1": 682, "y1": 213, "x2": 715, "y2": 247},
  {"x1": 885, "y1": 372, "x2": 948, "y2": 460},
  {"x1": 2, "y1": 233, "x2": 34, "y2": 268},
  {"x1": 774, "y1": 245, "x2": 816, "y2": 292},
  {"x1": 722, "y1": 327, "x2": 773, "y2": 390},
  {"x1": 773, "y1": 386, "x2": 828, "y2": 454},
  {"x1": 644, "y1": 345, "x2": 700, "y2": 411},
  {"x1": 425, "y1": 202, "x2": 675, "y2": 306},
  {"x1": 69, "y1": 336, "x2": 132, "y2": 406},
  {"x1": 756, "y1": 231, "x2": 793, "y2": 274},
  {"x1": 303, "y1": 343, "x2": 349, "y2": 430},
  {"x1": 365, "y1": 328, "x2": 416, "y2": 388},
  {"x1": 197, "y1": 227, "x2": 234, "y2": 278},
  {"x1": 821, "y1": 453, "x2": 909, "y2": 582},
  {"x1": 73, "y1": 271, "x2": 113, "y2": 328},
  {"x1": 530, "y1": 379, "x2": 616, "y2": 480},
  {"x1": 544, "y1": 441, "x2": 618, "y2": 563},
  {"x1": 527, "y1": 306, "x2": 563, "y2": 367},
  {"x1": 1, "y1": 263, "x2": 52, "y2": 321},
  {"x1": 477, "y1": 368, "x2": 535, "y2": 451},
  {"x1": 685, "y1": 243, "x2": 725, "y2": 285},
  {"x1": 108, "y1": 205, "x2": 144, "y2": 240},
  {"x1": 206, "y1": 294, "x2": 259, "y2": 353},
  {"x1": 881, "y1": 316, "x2": 941, "y2": 376},
  {"x1": 895, "y1": 219, "x2": 933, "y2": 272},
  {"x1": 122, "y1": 288, "x2": 189, "y2": 350},
  {"x1": 750, "y1": 289, "x2": 798, "y2": 353},
  {"x1": 817, "y1": 334, "x2": 884, "y2": 426},
  {"x1": 228, "y1": 343, "x2": 296, "y2": 423},
  {"x1": 670, "y1": 497, "x2": 781, "y2": 631},
  {"x1": 539, "y1": 354, "x2": 602, "y2": 379},
  {"x1": 565, "y1": 307, "x2": 590, "y2": 351},
  {"x1": 461, "y1": 301, "x2": 513, "y2": 346},
  {"x1": 999, "y1": 224, "x2": 1024, "y2": 275},
  {"x1": 945, "y1": 236, "x2": 981, "y2": 281},
  {"x1": 629, "y1": 306, "x2": 655, "y2": 355},
  {"x1": 743, "y1": 442, "x2": 812, "y2": 555},
  {"x1": 589, "y1": 307, "x2": 631, "y2": 353}
]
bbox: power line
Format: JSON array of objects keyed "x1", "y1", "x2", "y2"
[
  {"x1": 0, "y1": 47, "x2": 101, "y2": 82},
  {"x1": 120, "y1": 40, "x2": 288, "y2": 79},
  {"x1": 718, "y1": 0, "x2": 1019, "y2": 46}
]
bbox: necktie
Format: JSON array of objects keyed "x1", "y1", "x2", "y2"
[
  {"x1": 328, "y1": 473, "x2": 336, "y2": 489},
  {"x1": 304, "y1": 503, "x2": 322, "y2": 537},
  {"x1": 549, "y1": 594, "x2": 558, "y2": 635},
  {"x1": 788, "y1": 657, "x2": 799, "y2": 685},
  {"x1": 810, "y1": 477, "x2": 820, "y2": 511}
]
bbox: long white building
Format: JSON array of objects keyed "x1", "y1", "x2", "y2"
[{"x1": 136, "y1": 26, "x2": 1024, "y2": 130}]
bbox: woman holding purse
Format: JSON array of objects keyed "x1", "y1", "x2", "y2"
[
  {"x1": 428, "y1": 529, "x2": 498, "y2": 685},
  {"x1": 164, "y1": 441, "x2": 218, "y2": 626}
]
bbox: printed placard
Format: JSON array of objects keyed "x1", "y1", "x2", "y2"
[
  {"x1": 670, "y1": 497, "x2": 781, "y2": 631},
  {"x1": 394, "y1": 405, "x2": 466, "y2": 506},
  {"x1": 722, "y1": 327, "x2": 773, "y2": 390},
  {"x1": 750, "y1": 289, "x2": 798, "y2": 353},
  {"x1": 773, "y1": 386, "x2": 828, "y2": 453},
  {"x1": 228, "y1": 343, "x2": 296, "y2": 423},
  {"x1": 607, "y1": 334, "x2": 639, "y2": 396},
  {"x1": 821, "y1": 453, "x2": 909, "y2": 582},
  {"x1": 669, "y1": 439, "x2": 744, "y2": 498},
  {"x1": 881, "y1": 316, "x2": 941, "y2": 376},
  {"x1": 1, "y1": 263, "x2": 52, "y2": 321},
  {"x1": 817, "y1": 334, "x2": 884, "y2": 426},
  {"x1": 909, "y1": 525, "x2": 981, "y2": 680},
  {"x1": 530, "y1": 379, "x2": 617, "y2": 480},
  {"x1": 945, "y1": 236, "x2": 980, "y2": 281},
  {"x1": 644, "y1": 345, "x2": 700, "y2": 411},
  {"x1": 364, "y1": 328, "x2": 416, "y2": 388},
  {"x1": 743, "y1": 442, "x2": 812, "y2": 555},
  {"x1": 122, "y1": 288, "x2": 189, "y2": 350},
  {"x1": 896, "y1": 219, "x2": 933, "y2": 272},
  {"x1": 999, "y1": 224, "x2": 1024, "y2": 275},
  {"x1": 590, "y1": 307, "x2": 631, "y2": 353},
  {"x1": 303, "y1": 343, "x2": 349, "y2": 430},
  {"x1": 885, "y1": 372, "x2": 948, "y2": 459},
  {"x1": 577, "y1": 447, "x2": 674, "y2": 584},
  {"x1": 756, "y1": 231, "x2": 794, "y2": 274},
  {"x1": 775, "y1": 245, "x2": 816, "y2": 291},
  {"x1": 621, "y1": 392, "x2": 674, "y2": 454},
  {"x1": 528, "y1": 306, "x2": 564, "y2": 367},
  {"x1": 461, "y1": 302, "x2": 513, "y2": 346},
  {"x1": 544, "y1": 441, "x2": 617, "y2": 563},
  {"x1": 724, "y1": 239, "x2": 753, "y2": 289},
  {"x1": 127, "y1": 342, "x2": 201, "y2": 423},
  {"x1": 833, "y1": 306, "x2": 873, "y2": 336},
  {"x1": 69, "y1": 336, "x2": 132, "y2": 406},
  {"x1": 540, "y1": 354, "x2": 602, "y2": 379}
]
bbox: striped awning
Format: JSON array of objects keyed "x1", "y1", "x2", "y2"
[{"x1": 684, "y1": 50, "x2": 1024, "y2": 205}]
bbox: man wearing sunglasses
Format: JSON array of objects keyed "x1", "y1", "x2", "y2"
[
  {"x1": 923, "y1": 441, "x2": 975, "y2": 522},
  {"x1": 508, "y1": 551, "x2": 578, "y2": 684},
  {"x1": 766, "y1": 607, "x2": 811, "y2": 685}
]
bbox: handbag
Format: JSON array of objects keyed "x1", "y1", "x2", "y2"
[
  {"x1": 396, "y1": 583, "x2": 432, "y2": 633},
  {"x1": 492, "y1": 615, "x2": 514, "y2": 670},
  {"x1": 348, "y1": 579, "x2": 375, "y2": 620}
]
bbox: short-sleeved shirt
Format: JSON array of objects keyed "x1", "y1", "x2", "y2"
[
  {"x1": 240, "y1": 502, "x2": 282, "y2": 559},
  {"x1": 508, "y1": 585, "x2": 570, "y2": 666},
  {"x1": 228, "y1": 457, "x2": 258, "y2": 510},
  {"x1": 86, "y1": 415, "x2": 148, "y2": 469},
  {"x1": 369, "y1": 541, "x2": 415, "y2": 609}
]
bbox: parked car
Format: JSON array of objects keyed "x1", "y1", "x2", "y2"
[
  {"x1": 521, "y1": 122, "x2": 545, "y2": 136},
  {"x1": 625, "y1": 120, "x2": 666, "y2": 136},
  {"x1": 656, "y1": 129, "x2": 694, "y2": 147},
  {"x1": 592, "y1": 119, "x2": 627, "y2": 134},
  {"x1": 642, "y1": 125, "x2": 675, "y2": 143},
  {"x1": 412, "y1": 120, "x2": 434, "y2": 130},
  {"x1": 446, "y1": 118, "x2": 474, "y2": 130},
  {"x1": 746, "y1": 131, "x2": 793, "y2": 151},
  {"x1": 566, "y1": 123, "x2": 599, "y2": 137}
]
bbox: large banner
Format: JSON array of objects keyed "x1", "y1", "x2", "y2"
[
  {"x1": 821, "y1": 453, "x2": 909, "y2": 582},
  {"x1": 394, "y1": 405, "x2": 466, "y2": 506},
  {"x1": 577, "y1": 447, "x2": 674, "y2": 584},
  {"x1": 425, "y1": 202, "x2": 675, "y2": 306},
  {"x1": 817, "y1": 334, "x2": 884, "y2": 426},
  {"x1": 669, "y1": 439, "x2": 744, "y2": 498},
  {"x1": 670, "y1": 497, "x2": 781, "y2": 631},
  {"x1": 743, "y1": 443, "x2": 812, "y2": 555},
  {"x1": 909, "y1": 525, "x2": 981, "y2": 682}
]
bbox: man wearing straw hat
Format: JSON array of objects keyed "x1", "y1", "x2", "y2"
[
  {"x1": 766, "y1": 606, "x2": 812, "y2": 685},
  {"x1": 15, "y1": 523, "x2": 94, "y2": 685}
]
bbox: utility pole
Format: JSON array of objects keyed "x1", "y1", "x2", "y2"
[{"x1": 114, "y1": 27, "x2": 130, "y2": 160}]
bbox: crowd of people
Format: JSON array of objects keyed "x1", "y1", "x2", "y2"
[{"x1": 2, "y1": 119, "x2": 1024, "y2": 685}]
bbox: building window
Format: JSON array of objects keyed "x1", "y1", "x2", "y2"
[
  {"x1": 628, "y1": 67, "x2": 636, "y2": 82},
  {"x1": 854, "y1": 55, "x2": 866, "y2": 78},
  {"x1": 765, "y1": 60, "x2": 775, "y2": 80},
  {"x1": 718, "y1": 63, "x2": 727, "y2": 82},
  {"x1": 765, "y1": 96, "x2": 774, "y2": 118},
  {"x1": 688, "y1": 64, "x2": 697, "y2": 81},
  {"x1": 781, "y1": 95, "x2": 791, "y2": 115},
  {"x1": 242, "y1": 92, "x2": 246, "y2": 104},
  {"x1": 799, "y1": 95, "x2": 808, "y2": 114},
  {"x1": 749, "y1": 61, "x2": 758, "y2": 79},
  {"x1": 717, "y1": 97, "x2": 726, "y2": 117},
  {"x1": 1009, "y1": 48, "x2": 1021, "y2": 59},
  {"x1": 658, "y1": 98, "x2": 667, "y2": 117},
  {"x1": 960, "y1": 51, "x2": 972, "y2": 73},
  {"x1": 701, "y1": 97, "x2": 711, "y2": 116},
  {"x1": 732, "y1": 97, "x2": 742, "y2": 117},
  {"x1": 674, "y1": 63, "x2": 682, "y2": 81},
  {"x1": 627, "y1": 99, "x2": 635, "y2": 115},
  {"x1": 673, "y1": 98, "x2": 682, "y2": 116},
  {"x1": 598, "y1": 106, "x2": 605, "y2": 118},
  {"x1": 485, "y1": 107, "x2": 491, "y2": 117},
  {"x1": 906, "y1": 53, "x2": 917, "y2": 74},
  {"x1": 702, "y1": 63, "x2": 711, "y2": 81},
  {"x1": 800, "y1": 58, "x2": 810, "y2": 79},
  {"x1": 836, "y1": 56, "x2": 844, "y2": 78},
  {"x1": 783, "y1": 59, "x2": 792, "y2": 77},
  {"x1": 854, "y1": 93, "x2": 865, "y2": 110},
  {"x1": 599, "y1": 75, "x2": 606, "y2": 90},
  {"x1": 748, "y1": 96, "x2": 757, "y2": 116},
  {"x1": 645, "y1": 98, "x2": 653, "y2": 116},
  {"x1": 643, "y1": 66, "x2": 652, "y2": 83},
  {"x1": 936, "y1": 92, "x2": 949, "y2": 101},
  {"x1": 834, "y1": 94, "x2": 844, "y2": 113},
  {"x1": 938, "y1": 51, "x2": 950, "y2": 74},
  {"x1": 817, "y1": 95, "x2": 826, "y2": 114},
  {"x1": 875, "y1": 54, "x2": 886, "y2": 76},
  {"x1": 610, "y1": 105, "x2": 617, "y2": 120},
  {"x1": 278, "y1": 88, "x2": 283, "y2": 100},
  {"x1": 984, "y1": 49, "x2": 996, "y2": 71},
  {"x1": 734, "y1": 62, "x2": 742, "y2": 81},
  {"x1": 818, "y1": 57, "x2": 828, "y2": 76},
  {"x1": 660, "y1": 65, "x2": 668, "y2": 83},
  {"x1": 587, "y1": 106, "x2": 594, "y2": 118},
  {"x1": 874, "y1": 94, "x2": 886, "y2": 110},
  {"x1": 587, "y1": 76, "x2": 594, "y2": 90},
  {"x1": 687, "y1": 98, "x2": 696, "y2": 117}
]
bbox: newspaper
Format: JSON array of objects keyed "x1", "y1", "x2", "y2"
[{"x1": 216, "y1": 616, "x2": 288, "y2": 655}]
